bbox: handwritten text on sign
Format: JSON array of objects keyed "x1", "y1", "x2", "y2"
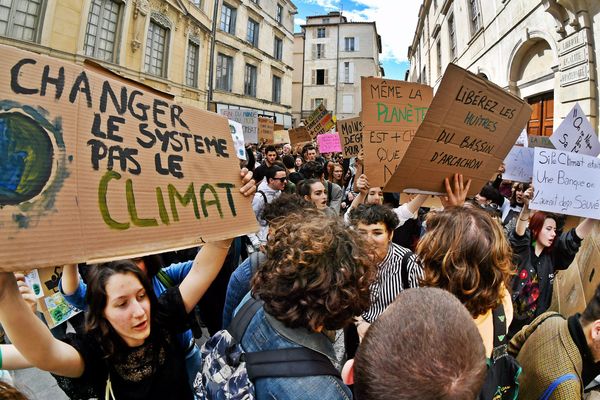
[
  {"x1": 383, "y1": 64, "x2": 532, "y2": 195},
  {"x1": 317, "y1": 132, "x2": 342, "y2": 153},
  {"x1": 503, "y1": 146, "x2": 534, "y2": 182},
  {"x1": 531, "y1": 148, "x2": 600, "y2": 219},
  {"x1": 337, "y1": 117, "x2": 363, "y2": 158},
  {"x1": 220, "y1": 109, "x2": 259, "y2": 144},
  {"x1": 361, "y1": 77, "x2": 432, "y2": 187},
  {"x1": 550, "y1": 103, "x2": 600, "y2": 156},
  {"x1": 0, "y1": 45, "x2": 257, "y2": 271}
]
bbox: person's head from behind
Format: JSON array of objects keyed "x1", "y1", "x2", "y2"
[
  {"x1": 349, "y1": 204, "x2": 398, "y2": 261},
  {"x1": 302, "y1": 144, "x2": 317, "y2": 161},
  {"x1": 266, "y1": 165, "x2": 287, "y2": 191},
  {"x1": 265, "y1": 145, "x2": 277, "y2": 165},
  {"x1": 130, "y1": 254, "x2": 163, "y2": 277},
  {"x1": 580, "y1": 284, "x2": 600, "y2": 360},
  {"x1": 252, "y1": 212, "x2": 375, "y2": 332},
  {"x1": 298, "y1": 178, "x2": 328, "y2": 209},
  {"x1": 0, "y1": 381, "x2": 30, "y2": 400},
  {"x1": 85, "y1": 260, "x2": 158, "y2": 355},
  {"x1": 417, "y1": 206, "x2": 513, "y2": 318},
  {"x1": 261, "y1": 193, "x2": 315, "y2": 225},
  {"x1": 529, "y1": 211, "x2": 557, "y2": 251},
  {"x1": 475, "y1": 184, "x2": 503, "y2": 208},
  {"x1": 281, "y1": 154, "x2": 295, "y2": 170},
  {"x1": 300, "y1": 160, "x2": 324, "y2": 181},
  {"x1": 351, "y1": 287, "x2": 487, "y2": 400}
]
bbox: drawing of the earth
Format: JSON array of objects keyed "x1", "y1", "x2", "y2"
[{"x1": 0, "y1": 112, "x2": 54, "y2": 206}]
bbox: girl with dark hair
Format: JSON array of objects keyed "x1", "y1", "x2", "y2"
[
  {"x1": 508, "y1": 186, "x2": 597, "y2": 337},
  {"x1": 298, "y1": 178, "x2": 337, "y2": 217},
  {"x1": 0, "y1": 171, "x2": 256, "y2": 399}
]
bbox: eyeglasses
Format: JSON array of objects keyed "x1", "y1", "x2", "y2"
[{"x1": 273, "y1": 177, "x2": 288, "y2": 182}]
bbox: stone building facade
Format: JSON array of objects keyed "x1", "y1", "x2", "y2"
[{"x1": 407, "y1": 0, "x2": 599, "y2": 135}]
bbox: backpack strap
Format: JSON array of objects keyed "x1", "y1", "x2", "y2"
[
  {"x1": 400, "y1": 251, "x2": 412, "y2": 290},
  {"x1": 246, "y1": 347, "x2": 341, "y2": 380},
  {"x1": 156, "y1": 269, "x2": 175, "y2": 288},
  {"x1": 538, "y1": 373, "x2": 578, "y2": 400},
  {"x1": 257, "y1": 190, "x2": 268, "y2": 205},
  {"x1": 228, "y1": 297, "x2": 264, "y2": 342}
]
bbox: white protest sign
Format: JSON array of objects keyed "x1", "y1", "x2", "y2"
[
  {"x1": 515, "y1": 128, "x2": 528, "y2": 147},
  {"x1": 531, "y1": 148, "x2": 600, "y2": 219},
  {"x1": 220, "y1": 109, "x2": 259, "y2": 143},
  {"x1": 550, "y1": 103, "x2": 600, "y2": 156},
  {"x1": 503, "y1": 146, "x2": 534, "y2": 182},
  {"x1": 228, "y1": 120, "x2": 247, "y2": 160}
]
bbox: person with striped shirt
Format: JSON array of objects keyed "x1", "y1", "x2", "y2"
[{"x1": 349, "y1": 204, "x2": 423, "y2": 339}]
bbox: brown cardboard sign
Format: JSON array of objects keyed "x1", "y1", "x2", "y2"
[
  {"x1": 258, "y1": 117, "x2": 274, "y2": 144},
  {"x1": 528, "y1": 135, "x2": 555, "y2": 149},
  {"x1": 304, "y1": 104, "x2": 334, "y2": 138},
  {"x1": 361, "y1": 77, "x2": 432, "y2": 187},
  {"x1": 273, "y1": 130, "x2": 290, "y2": 144},
  {"x1": 289, "y1": 126, "x2": 312, "y2": 145},
  {"x1": 337, "y1": 117, "x2": 363, "y2": 158},
  {"x1": 383, "y1": 64, "x2": 532, "y2": 195},
  {"x1": 0, "y1": 44, "x2": 257, "y2": 271}
]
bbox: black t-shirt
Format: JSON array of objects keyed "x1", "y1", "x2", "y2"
[{"x1": 54, "y1": 287, "x2": 193, "y2": 400}]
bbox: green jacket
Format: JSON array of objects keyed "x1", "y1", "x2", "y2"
[{"x1": 508, "y1": 312, "x2": 583, "y2": 399}]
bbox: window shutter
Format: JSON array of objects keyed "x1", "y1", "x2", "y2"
[
  {"x1": 322, "y1": 46, "x2": 325, "y2": 58},
  {"x1": 311, "y1": 70, "x2": 316, "y2": 84},
  {"x1": 231, "y1": 10, "x2": 237, "y2": 34},
  {"x1": 312, "y1": 44, "x2": 316, "y2": 59},
  {"x1": 324, "y1": 69, "x2": 328, "y2": 84},
  {"x1": 324, "y1": 99, "x2": 327, "y2": 108},
  {"x1": 355, "y1": 37, "x2": 359, "y2": 51},
  {"x1": 349, "y1": 63, "x2": 354, "y2": 83},
  {"x1": 313, "y1": 28, "x2": 316, "y2": 38}
]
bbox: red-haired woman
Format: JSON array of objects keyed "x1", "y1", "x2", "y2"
[{"x1": 508, "y1": 186, "x2": 597, "y2": 337}]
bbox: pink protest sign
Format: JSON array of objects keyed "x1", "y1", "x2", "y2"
[{"x1": 317, "y1": 132, "x2": 342, "y2": 153}]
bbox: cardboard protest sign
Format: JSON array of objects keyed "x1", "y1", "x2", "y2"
[
  {"x1": 383, "y1": 64, "x2": 532, "y2": 195},
  {"x1": 550, "y1": 103, "x2": 600, "y2": 156},
  {"x1": 258, "y1": 117, "x2": 274, "y2": 144},
  {"x1": 337, "y1": 117, "x2": 363, "y2": 158},
  {"x1": 317, "y1": 132, "x2": 342, "y2": 153},
  {"x1": 288, "y1": 126, "x2": 312, "y2": 145},
  {"x1": 304, "y1": 104, "x2": 334, "y2": 138},
  {"x1": 0, "y1": 44, "x2": 257, "y2": 271},
  {"x1": 32, "y1": 266, "x2": 82, "y2": 328},
  {"x1": 273, "y1": 130, "x2": 290, "y2": 144},
  {"x1": 530, "y1": 148, "x2": 600, "y2": 219},
  {"x1": 528, "y1": 135, "x2": 555, "y2": 149},
  {"x1": 228, "y1": 120, "x2": 247, "y2": 160},
  {"x1": 361, "y1": 77, "x2": 432, "y2": 187},
  {"x1": 503, "y1": 146, "x2": 534, "y2": 182},
  {"x1": 219, "y1": 109, "x2": 259, "y2": 144}
]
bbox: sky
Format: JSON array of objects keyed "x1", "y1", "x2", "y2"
[{"x1": 293, "y1": 0, "x2": 423, "y2": 80}]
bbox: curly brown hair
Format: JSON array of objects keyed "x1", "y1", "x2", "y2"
[
  {"x1": 416, "y1": 206, "x2": 514, "y2": 318},
  {"x1": 252, "y1": 212, "x2": 376, "y2": 331}
]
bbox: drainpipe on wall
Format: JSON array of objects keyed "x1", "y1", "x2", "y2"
[
  {"x1": 207, "y1": 0, "x2": 220, "y2": 111},
  {"x1": 335, "y1": 18, "x2": 340, "y2": 116}
]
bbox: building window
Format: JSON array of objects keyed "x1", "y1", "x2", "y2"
[
  {"x1": 276, "y1": 3, "x2": 283, "y2": 24},
  {"x1": 220, "y1": 3, "x2": 236, "y2": 34},
  {"x1": 0, "y1": 0, "x2": 44, "y2": 42},
  {"x1": 316, "y1": 27, "x2": 326, "y2": 38},
  {"x1": 216, "y1": 53, "x2": 233, "y2": 91},
  {"x1": 313, "y1": 98, "x2": 324, "y2": 108},
  {"x1": 247, "y1": 18, "x2": 259, "y2": 46},
  {"x1": 343, "y1": 61, "x2": 354, "y2": 83},
  {"x1": 186, "y1": 41, "x2": 199, "y2": 87},
  {"x1": 344, "y1": 37, "x2": 355, "y2": 52},
  {"x1": 436, "y1": 40, "x2": 442, "y2": 77},
  {"x1": 144, "y1": 20, "x2": 169, "y2": 77},
  {"x1": 322, "y1": 18, "x2": 329, "y2": 23},
  {"x1": 272, "y1": 75, "x2": 281, "y2": 103},
  {"x1": 315, "y1": 43, "x2": 325, "y2": 59},
  {"x1": 468, "y1": 0, "x2": 482, "y2": 34},
  {"x1": 244, "y1": 64, "x2": 257, "y2": 97},
  {"x1": 448, "y1": 13, "x2": 456, "y2": 60},
  {"x1": 342, "y1": 94, "x2": 353, "y2": 113},
  {"x1": 84, "y1": 0, "x2": 121, "y2": 62},
  {"x1": 250, "y1": 0, "x2": 259, "y2": 4},
  {"x1": 313, "y1": 69, "x2": 327, "y2": 85},
  {"x1": 274, "y1": 36, "x2": 283, "y2": 60},
  {"x1": 422, "y1": 66, "x2": 427, "y2": 85}
]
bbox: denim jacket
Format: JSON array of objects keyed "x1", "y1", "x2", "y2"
[{"x1": 237, "y1": 294, "x2": 352, "y2": 400}]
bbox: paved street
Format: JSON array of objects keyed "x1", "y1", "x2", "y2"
[{"x1": 12, "y1": 368, "x2": 68, "y2": 400}]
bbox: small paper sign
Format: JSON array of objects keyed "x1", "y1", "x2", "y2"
[
  {"x1": 228, "y1": 120, "x2": 247, "y2": 160},
  {"x1": 531, "y1": 147, "x2": 600, "y2": 218},
  {"x1": 550, "y1": 103, "x2": 600, "y2": 156},
  {"x1": 317, "y1": 132, "x2": 342, "y2": 153},
  {"x1": 503, "y1": 146, "x2": 534, "y2": 182}
]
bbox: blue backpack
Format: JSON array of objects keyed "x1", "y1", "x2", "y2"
[{"x1": 194, "y1": 297, "x2": 340, "y2": 400}]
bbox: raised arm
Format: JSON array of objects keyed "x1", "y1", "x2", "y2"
[
  {"x1": 59, "y1": 264, "x2": 80, "y2": 296},
  {"x1": 0, "y1": 273, "x2": 85, "y2": 377},
  {"x1": 515, "y1": 186, "x2": 534, "y2": 236},
  {"x1": 575, "y1": 217, "x2": 597, "y2": 240}
]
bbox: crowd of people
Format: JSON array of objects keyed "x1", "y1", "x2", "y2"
[{"x1": 0, "y1": 141, "x2": 599, "y2": 400}]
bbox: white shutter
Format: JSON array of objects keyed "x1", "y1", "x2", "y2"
[
  {"x1": 312, "y1": 44, "x2": 316, "y2": 59},
  {"x1": 343, "y1": 95, "x2": 353, "y2": 113},
  {"x1": 311, "y1": 70, "x2": 316, "y2": 84},
  {"x1": 349, "y1": 62, "x2": 354, "y2": 83},
  {"x1": 324, "y1": 69, "x2": 328, "y2": 84},
  {"x1": 322, "y1": 45, "x2": 325, "y2": 59},
  {"x1": 355, "y1": 37, "x2": 359, "y2": 51}
]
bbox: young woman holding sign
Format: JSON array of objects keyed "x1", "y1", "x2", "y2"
[
  {"x1": 0, "y1": 170, "x2": 256, "y2": 400},
  {"x1": 508, "y1": 186, "x2": 597, "y2": 337}
]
